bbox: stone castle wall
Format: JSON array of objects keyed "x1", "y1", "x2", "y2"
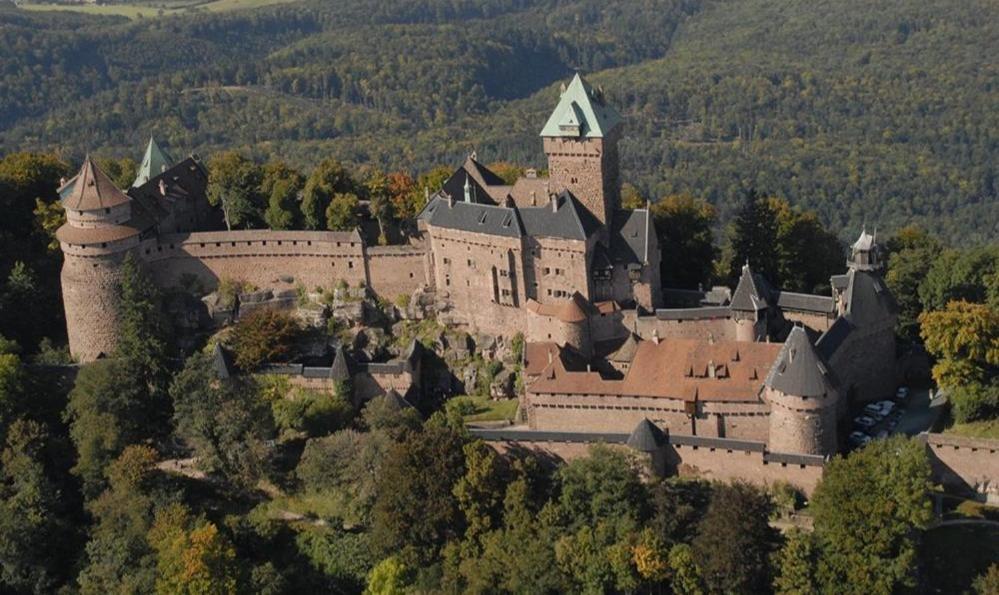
[
  {"x1": 543, "y1": 131, "x2": 620, "y2": 226},
  {"x1": 783, "y1": 310, "x2": 834, "y2": 334},
  {"x1": 765, "y1": 387, "x2": 839, "y2": 456},
  {"x1": 922, "y1": 433, "x2": 999, "y2": 504},
  {"x1": 525, "y1": 392, "x2": 772, "y2": 443},
  {"x1": 635, "y1": 315, "x2": 736, "y2": 342},
  {"x1": 61, "y1": 252, "x2": 129, "y2": 361}
]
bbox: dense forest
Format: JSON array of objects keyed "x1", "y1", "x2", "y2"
[{"x1": 0, "y1": 0, "x2": 996, "y2": 244}]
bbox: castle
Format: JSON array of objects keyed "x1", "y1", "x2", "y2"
[{"x1": 56, "y1": 74, "x2": 900, "y2": 489}]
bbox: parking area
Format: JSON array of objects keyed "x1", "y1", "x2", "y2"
[{"x1": 847, "y1": 387, "x2": 939, "y2": 449}]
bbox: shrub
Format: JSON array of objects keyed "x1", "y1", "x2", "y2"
[
  {"x1": 230, "y1": 308, "x2": 300, "y2": 369},
  {"x1": 394, "y1": 293, "x2": 411, "y2": 309},
  {"x1": 271, "y1": 388, "x2": 355, "y2": 438},
  {"x1": 218, "y1": 278, "x2": 254, "y2": 309}
]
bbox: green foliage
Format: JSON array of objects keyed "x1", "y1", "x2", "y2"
[
  {"x1": 0, "y1": 419, "x2": 73, "y2": 593},
  {"x1": 692, "y1": 481, "x2": 778, "y2": 594},
  {"x1": 261, "y1": 160, "x2": 305, "y2": 230},
  {"x1": 216, "y1": 277, "x2": 254, "y2": 309},
  {"x1": 325, "y1": 191, "x2": 360, "y2": 231},
  {"x1": 648, "y1": 478, "x2": 712, "y2": 547},
  {"x1": 773, "y1": 528, "x2": 819, "y2": 594},
  {"x1": 296, "y1": 429, "x2": 391, "y2": 527},
  {"x1": 651, "y1": 194, "x2": 718, "y2": 289},
  {"x1": 95, "y1": 156, "x2": 138, "y2": 189},
  {"x1": 884, "y1": 226, "x2": 944, "y2": 341},
  {"x1": 919, "y1": 246, "x2": 999, "y2": 313},
  {"x1": 302, "y1": 159, "x2": 358, "y2": 230},
  {"x1": 170, "y1": 352, "x2": 275, "y2": 490},
  {"x1": 620, "y1": 182, "x2": 646, "y2": 210},
  {"x1": 295, "y1": 529, "x2": 375, "y2": 592},
  {"x1": 364, "y1": 557, "x2": 410, "y2": 595},
  {"x1": 207, "y1": 151, "x2": 265, "y2": 230},
  {"x1": 359, "y1": 392, "x2": 422, "y2": 434},
  {"x1": 668, "y1": 543, "x2": 705, "y2": 595},
  {"x1": 117, "y1": 253, "x2": 172, "y2": 396},
  {"x1": 920, "y1": 300, "x2": 998, "y2": 421},
  {"x1": 811, "y1": 436, "x2": 933, "y2": 594},
  {"x1": 721, "y1": 194, "x2": 843, "y2": 292},
  {"x1": 229, "y1": 308, "x2": 301, "y2": 370},
  {"x1": 65, "y1": 358, "x2": 161, "y2": 498},
  {"x1": 371, "y1": 423, "x2": 467, "y2": 565},
  {"x1": 553, "y1": 444, "x2": 649, "y2": 531},
  {"x1": 270, "y1": 387, "x2": 355, "y2": 438},
  {"x1": 974, "y1": 564, "x2": 999, "y2": 595},
  {"x1": 147, "y1": 503, "x2": 239, "y2": 595}
]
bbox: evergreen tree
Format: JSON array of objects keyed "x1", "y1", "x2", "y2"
[
  {"x1": 723, "y1": 191, "x2": 781, "y2": 286},
  {"x1": 651, "y1": 194, "x2": 718, "y2": 289}
]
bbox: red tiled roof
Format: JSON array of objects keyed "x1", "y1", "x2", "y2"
[
  {"x1": 525, "y1": 292, "x2": 594, "y2": 323},
  {"x1": 529, "y1": 339, "x2": 782, "y2": 403}
]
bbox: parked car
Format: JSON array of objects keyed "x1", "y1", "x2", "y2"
[
  {"x1": 896, "y1": 386, "x2": 910, "y2": 401},
  {"x1": 876, "y1": 400, "x2": 896, "y2": 415},
  {"x1": 854, "y1": 415, "x2": 878, "y2": 429},
  {"x1": 849, "y1": 431, "x2": 872, "y2": 447},
  {"x1": 864, "y1": 403, "x2": 882, "y2": 415}
]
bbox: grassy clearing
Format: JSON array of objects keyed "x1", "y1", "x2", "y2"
[
  {"x1": 448, "y1": 395, "x2": 519, "y2": 423},
  {"x1": 920, "y1": 524, "x2": 999, "y2": 594},
  {"x1": 943, "y1": 418, "x2": 999, "y2": 440},
  {"x1": 18, "y1": 0, "x2": 298, "y2": 19}
]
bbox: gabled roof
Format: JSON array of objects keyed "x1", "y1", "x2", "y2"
[
  {"x1": 439, "y1": 169, "x2": 497, "y2": 206},
  {"x1": 610, "y1": 208, "x2": 652, "y2": 265},
  {"x1": 519, "y1": 191, "x2": 601, "y2": 241},
  {"x1": 62, "y1": 156, "x2": 131, "y2": 211},
  {"x1": 540, "y1": 73, "x2": 622, "y2": 139},
  {"x1": 382, "y1": 389, "x2": 413, "y2": 410},
  {"x1": 765, "y1": 326, "x2": 835, "y2": 397},
  {"x1": 461, "y1": 154, "x2": 508, "y2": 188},
  {"x1": 627, "y1": 418, "x2": 666, "y2": 452},
  {"x1": 730, "y1": 264, "x2": 772, "y2": 312},
  {"x1": 133, "y1": 137, "x2": 175, "y2": 188},
  {"x1": 775, "y1": 291, "x2": 836, "y2": 314}
]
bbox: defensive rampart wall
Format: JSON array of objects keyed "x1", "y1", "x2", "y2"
[{"x1": 922, "y1": 433, "x2": 999, "y2": 504}]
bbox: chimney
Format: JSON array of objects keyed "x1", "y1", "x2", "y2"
[
  {"x1": 547, "y1": 350, "x2": 553, "y2": 364},
  {"x1": 446, "y1": 193, "x2": 454, "y2": 208},
  {"x1": 551, "y1": 195, "x2": 559, "y2": 213},
  {"x1": 530, "y1": 191, "x2": 537, "y2": 206},
  {"x1": 463, "y1": 176, "x2": 472, "y2": 203},
  {"x1": 652, "y1": 329, "x2": 660, "y2": 345},
  {"x1": 708, "y1": 360, "x2": 716, "y2": 379}
]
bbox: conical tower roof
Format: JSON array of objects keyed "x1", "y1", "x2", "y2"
[
  {"x1": 730, "y1": 263, "x2": 770, "y2": 312},
  {"x1": 627, "y1": 418, "x2": 666, "y2": 452},
  {"x1": 132, "y1": 137, "x2": 175, "y2": 187},
  {"x1": 765, "y1": 326, "x2": 835, "y2": 398},
  {"x1": 382, "y1": 389, "x2": 413, "y2": 410},
  {"x1": 63, "y1": 156, "x2": 131, "y2": 211},
  {"x1": 329, "y1": 345, "x2": 354, "y2": 381},
  {"x1": 540, "y1": 73, "x2": 621, "y2": 139}
]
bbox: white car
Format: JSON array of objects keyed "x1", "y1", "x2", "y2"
[
  {"x1": 877, "y1": 400, "x2": 896, "y2": 415},
  {"x1": 854, "y1": 415, "x2": 878, "y2": 429},
  {"x1": 849, "y1": 431, "x2": 871, "y2": 446},
  {"x1": 896, "y1": 387, "x2": 910, "y2": 401}
]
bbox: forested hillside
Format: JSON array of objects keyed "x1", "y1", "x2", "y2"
[{"x1": 1, "y1": 0, "x2": 995, "y2": 243}]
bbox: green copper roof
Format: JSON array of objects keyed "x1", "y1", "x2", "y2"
[
  {"x1": 132, "y1": 137, "x2": 175, "y2": 187},
  {"x1": 540, "y1": 73, "x2": 622, "y2": 139}
]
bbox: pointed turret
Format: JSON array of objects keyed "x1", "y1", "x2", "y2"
[
  {"x1": 765, "y1": 327, "x2": 835, "y2": 398},
  {"x1": 63, "y1": 156, "x2": 131, "y2": 212},
  {"x1": 329, "y1": 345, "x2": 354, "y2": 382},
  {"x1": 626, "y1": 418, "x2": 666, "y2": 453},
  {"x1": 765, "y1": 326, "x2": 839, "y2": 456},
  {"x1": 133, "y1": 137, "x2": 175, "y2": 188},
  {"x1": 541, "y1": 73, "x2": 623, "y2": 228},
  {"x1": 730, "y1": 263, "x2": 770, "y2": 312},
  {"x1": 540, "y1": 73, "x2": 622, "y2": 139},
  {"x1": 848, "y1": 228, "x2": 882, "y2": 272}
]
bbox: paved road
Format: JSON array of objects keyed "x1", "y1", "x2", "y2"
[{"x1": 896, "y1": 387, "x2": 944, "y2": 436}]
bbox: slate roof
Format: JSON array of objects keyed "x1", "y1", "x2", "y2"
[
  {"x1": 775, "y1": 291, "x2": 836, "y2": 314},
  {"x1": 608, "y1": 332, "x2": 641, "y2": 363},
  {"x1": 730, "y1": 264, "x2": 773, "y2": 312},
  {"x1": 655, "y1": 306, "x2": 731, "y2": 321},
  {"x1": 540, "y1": 73, "x2": 622, "y2": 139},
  {"x1": 830, "y1": 274, "x2": 849, "y2": 292},
  {"x1": 519, "y1": 191, "x2": 601, "y2": 241},
  {"x1": 382, "y1": 389, "x2": 413, "y2": 410},
  {"x1": 840, "y1": 269, "x2": 897, "y2": 327},
  {"x1": 212, "y1": 343, "x2": 234, "y2": 379},
  {"x1": 426, "y1": 199, "x2": 524, "y2": 238},
  {"x1": 62, "y1": 156, "x2": 131, "y2": 211},
  {"x1": 609, "y1": 208, "x2": 652, "y2": 265},
  {"x1": 765, "y1": 326, "x2": 835, "y2": 397},
  {"x1": 439, "y1": 169, "x2": 496, "y2": 206},
  {"x1": 133, "y1": 137, "x2": 175, "y2": 188},
  {"x1": 815, "y1": 316, "x2": 853, "y2": 360},
  {"x1": 626, "y1": 418, "x2": 666, "y2": 452}
]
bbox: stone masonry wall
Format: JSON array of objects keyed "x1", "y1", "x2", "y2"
[
  {"x1": 62, "y1": 252, "x2": 128, "y2": 361},
  {"x1": 923, "y1": 433, "x2": 999, "y2": 504},
  {"x1": 635, "y1": 316, "x2": 736, "y2": 342}
]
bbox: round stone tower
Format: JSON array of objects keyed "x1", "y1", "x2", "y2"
[
  {"x1": 764, "y1": 326, "x2": 839, "y2": 456},
  {"x1": 57, "y1": 157, "x2": 145, "y2": 361}
]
